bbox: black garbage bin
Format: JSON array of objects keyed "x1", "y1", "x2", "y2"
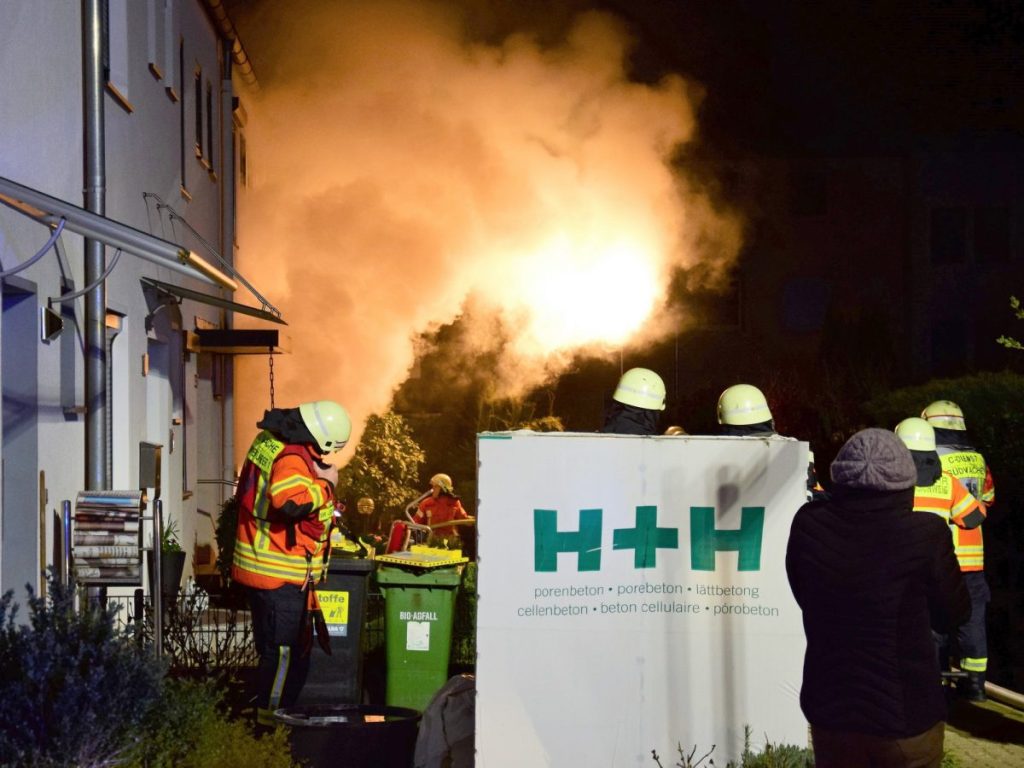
[
  {"x1": 275, "y1": 704, "x2": 421, "y2": 768},
  {"x1": 297, "y1": 556, "x2": 375, "y2": 705}
]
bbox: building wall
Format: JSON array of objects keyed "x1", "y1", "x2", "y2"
[{"x1": 0, "y1": 0, "x2": 246, "y2": 598}]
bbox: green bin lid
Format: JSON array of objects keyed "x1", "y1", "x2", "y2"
[
  {"x1": 375, "y1": 562, "x2": 464, "y2": 586},
  {"x1": 374, "y1": 550, "x2": 467, "y2": 569}
]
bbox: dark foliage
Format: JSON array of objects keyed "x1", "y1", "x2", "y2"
[{"x1": 0, "y1": 574, "x2": 164, "y2": 767}]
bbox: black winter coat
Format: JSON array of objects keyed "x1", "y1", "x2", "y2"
[{"x1": 785, "y1": 487, "x2": 970, "y2": 738}]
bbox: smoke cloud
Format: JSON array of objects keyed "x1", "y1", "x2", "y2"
[{"x1": 231, "y1": 0, "x2": 741, "y2": 462}]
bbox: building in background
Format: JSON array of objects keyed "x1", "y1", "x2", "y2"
[{"x1": 0, "y1": 0, "x2": 279, "y2": 600}]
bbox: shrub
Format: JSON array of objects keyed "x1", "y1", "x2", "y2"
[
  {"x1": 450, "y1": 561, "x2": 477, "y2": 668},
  {"x1": 653, "y1": 726, "x2": 813, "y2": 768},
  {"x1": 121, "y1": 678, "x2": 296, "y2": 768},
  {"x1": 215, "y1": 495, "x2": 241, "y2": 587},
  {"x1": 0, "y1": 575, "x2": 164, "y2": 767}
]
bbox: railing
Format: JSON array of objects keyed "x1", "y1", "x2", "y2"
[
  {"x1": 99, "y1": 578, "x2": 470, "y2": 675},
  {"x1": 104, "y1": 591, "x2": 257, "y2": 675}
]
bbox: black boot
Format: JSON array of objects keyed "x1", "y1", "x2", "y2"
[{"x1": 962, "y1": 671, "x2": 987, "y2": 702}]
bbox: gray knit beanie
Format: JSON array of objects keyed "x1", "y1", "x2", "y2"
[{"x1": 830, "y1": 428, "x2": 917, "y2": 491}]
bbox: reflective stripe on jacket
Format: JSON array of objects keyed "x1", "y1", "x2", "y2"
[
  {"x1": 232, "y1": 431, "x2": 334, "y2": 589},
  {"x1": 913, "y1": 471, "x2": 986, "y2": 572}
]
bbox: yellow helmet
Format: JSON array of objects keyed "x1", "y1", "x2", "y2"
[
  {"x1": 298, "y1": 400, "x2": 351, "y2": 453},
  {"x1": 430, "y1": 473, "x2": 453, "y2": 494},
  {"x1": 613, "y1": 368, "x2": 666, "y2": 411},
  {"x1": 895, "y1": 417, "x2": 936, "y2": 452},
  {"x1": 717, "y1": 384, "x2": 772, "y2": 426},
  {"x1": 921, "y1": 400, "x2": 966, "y2": 431}
]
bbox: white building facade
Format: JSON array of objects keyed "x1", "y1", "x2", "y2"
[{"x1": 0, "y1": 0, "x2": 270, "y2": 599}]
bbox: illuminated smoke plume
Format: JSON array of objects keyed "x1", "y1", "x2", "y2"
[{"x1": 231, "y1": 0, "x2": 741, "y2": 461}]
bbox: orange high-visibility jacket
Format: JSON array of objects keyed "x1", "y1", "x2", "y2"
[
  {"x1": 232, "y1": 430, "x2": 335, "y2": 590},
  {"x1": 415, "y1": 495, "x2": 469, "y2": 540},
  {"x1": 913, "y1": 470, "x2": 986, "y2": 572}
]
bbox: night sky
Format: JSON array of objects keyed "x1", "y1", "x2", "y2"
[
  {"x1": 595, "y1": 0, "x2": 1023, "y2": 154},
  {"x1": 229, "y1": 0, "x2": 1024, "y2": 155}
]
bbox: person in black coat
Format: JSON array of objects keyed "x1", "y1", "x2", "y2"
[{"x1": 786, "y1": 428, "x2": 970, "y2": 768}]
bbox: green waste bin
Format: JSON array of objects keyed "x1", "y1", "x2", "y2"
[
  {"x1": 297, "y1": 556, "x2": 375, "y2": 706},
  {"x1": 375, "y1": 562, "x2": 464, "y2": 712}
]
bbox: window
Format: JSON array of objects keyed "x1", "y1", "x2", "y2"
[
  {"x1": 106, "y1": 310, "x2": 126, "y2": 487},
  {"x1": 238, "y1": 131, "x2": 248, "y2": 188},
  {"x1": 194, "y1": 66, "x2": 204, "y2": 160},
  {"x1": 974, "y1": 206, "x2": 1010, "y2": 265},
  {"x1": 233, "y1": 100, "x2": 249, "y2": 245},
  {"x1": 163, "y1": 0, "x2": 177, "y2": 100},
  {"x1": 101, "y1": 0, "x2": 132, "y2": 111},
  {"x1": 178, "y1": 39, "x2": 190, "y2": 199},
  {"x1": 206, "y1": 81, "x2": 215, "y2": 172},
  {"x1": 146, "y1": 0, "x2": 165, "y2": 79},
  {"x1": 930, "y1": 207, "x2": 967, "y2": 264}
]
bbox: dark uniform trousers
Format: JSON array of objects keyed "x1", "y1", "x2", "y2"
[
  {"x1": 247, "y1": 582, "x2": 310, "y2": 726},
  {"x1": 811, "y1": 721, "x2": 944, "y2": 768}
]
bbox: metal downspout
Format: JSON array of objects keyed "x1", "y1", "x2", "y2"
[{"x1": 83, "y1": 0, "x2": 108, "y2": 490}]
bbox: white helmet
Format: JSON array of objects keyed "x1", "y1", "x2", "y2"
[
  {"x1": 895, "y1": 417, "x2": 936, "y2": 452},
  {"x1": 921, "y1": 400, "x2": 966, "y2": 431},
  {"x1": 717, "y1": 384, "x2": 772, "y2": 426},
  {"x1": 430, "y1": 473, "x2": 454, "y2": 494},
  {"x1": 299, "y1": 400, "x2": 351, "y2": 454},
  {"x1": 612, "y1": 368, "x2": 666, "y2": 411}
]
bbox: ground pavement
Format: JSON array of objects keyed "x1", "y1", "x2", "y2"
[{"x1": 945, "y1": 697, "x2": 1024, "y2": 766}]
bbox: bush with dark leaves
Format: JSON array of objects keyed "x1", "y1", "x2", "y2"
[{"x1": 0, "y1": 574, "x2": 164, "y2": 767}]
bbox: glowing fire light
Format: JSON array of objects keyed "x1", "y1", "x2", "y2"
[
  {"x1": 496, "y1": 230, "x2": 661, "y2": 354},
  {"x1": 231, "y1": 1, "x2": 742, "y2": 456}
]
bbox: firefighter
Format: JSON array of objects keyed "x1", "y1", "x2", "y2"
[
  {"x1": 896, "y1": 417, "x2": 986, "y2": 697},
  {"x1": 600, "y1": 367, "x2": 666, "y2": 435},
  {"x1": 231, "y1": 399, "x2": 351, "y2": 728},
  {"x1": 716, "y1": 383, "x2": 824, "y2": 500},
  {"x1": 414, "y1": 473, "x2": 469, "y2": 545},
  {"x1": 922, "y1": 400, "x2": 995, "y2": 701}
]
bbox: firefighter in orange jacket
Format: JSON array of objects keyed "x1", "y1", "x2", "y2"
[
  {"x1": 232, "y1": 400, "x2": 351, "y2": 727},
  {"x1": 921, "y1": 400, "x2": 995, "y2": 701},
  {"x1": 414, "y1": 473, "x2": 469, "y2": 544},
  {"x1": 896, "y1": 416, "x2": 988, "y2": 700}
]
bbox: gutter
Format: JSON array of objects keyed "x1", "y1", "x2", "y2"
[{"x1": 202, "y1": 0, "x2": 259, "y2": 91}]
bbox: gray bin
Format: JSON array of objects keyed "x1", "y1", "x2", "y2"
[
  {"x1": 275, "y1": 704, "x2": 421, "y2": 768},
  {"x1": 297, "y1": 556, "x2": 375, "y2": 705}
]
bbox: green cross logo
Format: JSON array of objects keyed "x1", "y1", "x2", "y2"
[{"x1": 533, "y1": 505, "x2": 764, "y2": 572}]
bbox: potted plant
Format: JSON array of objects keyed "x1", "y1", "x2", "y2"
[{"x1": 151, "y1": 518, "x2": 187, "y2": 606}]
